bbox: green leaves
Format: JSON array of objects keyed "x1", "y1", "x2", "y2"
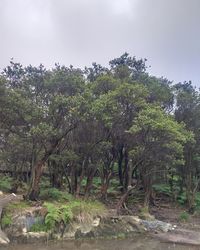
[
  {"x1": 128, "y1": 105, "x2": 193, "y2": 172},
  {"x1": 1, "y1": 56, "x2": 199, "y2": 206},
  {"x1": 44, "y1": 202, "x2": 74, "y2": 230},
  {"x1": 92, "y1": 83, "x2": 148, "y2": 128}
]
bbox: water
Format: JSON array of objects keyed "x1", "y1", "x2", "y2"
[{"x1": 1, "y1": 236, "x2": 199, "y2": 250}]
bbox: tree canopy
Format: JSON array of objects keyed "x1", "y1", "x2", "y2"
[{"x1": 0, "y1": 54, "x2": 199, "y2": 212}]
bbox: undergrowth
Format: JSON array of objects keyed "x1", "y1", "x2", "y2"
[
  {"x1": 39, "y1": 187, "x2": 73, "y2": 202},
  {"x1": 42, "y1": 199, "x2": 106, "y2": 231},
  {"x1": 0, "y1": 176, "x2": 13, "y2": 192}
]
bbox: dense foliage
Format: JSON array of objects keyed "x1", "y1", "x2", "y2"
[{"x1": 0, "y1": 53, "x2": 199, "y2": 212}]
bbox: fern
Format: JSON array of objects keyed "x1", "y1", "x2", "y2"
[
  {"x1": 44, "y1": 202, "x2": 73, "y2": 231},
  {"x1": 43, "y1": 200, "x2": 106, "y2": 231},
  {"x1": 44, "y1": 203, "x2": 61, "y2": 230},
  {"x1": 59, "y1": 205, "x2": 73, "y2": 224}
]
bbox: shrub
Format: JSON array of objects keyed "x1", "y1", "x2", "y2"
[
  {"x1": 44, "y1": 202, "x2": 73, "y2": 230},
  {"x1": 179, "y1": 211, "x2": 189, "y2": 222},
  {"x1": 177, "y1": 192, "x2": 187, "y2": 205},
  {"x1": 152, "y1": 184, "x2": 172, "y2": 196},
  {"x1": 0, "y1": 176, "x2": 13, "y2": 192},
  {"x1": 70, "y1": 200, "x2": 107, "y2": 223},
  {"x1": 43, "y1": 200, "x2": 106, "y2": 231},
  {"x1": 30, "y1": 221, "x2": 48, "y2": 232},
  {"x1": 92, "y1": 177, "x2": 102, "y2": 189},
  {"x1": 39, "y1": 188, "x2": 73, "y2": 202},
  {"x1": 1, "y1": 213, "x2": 12, "y2": 228}
]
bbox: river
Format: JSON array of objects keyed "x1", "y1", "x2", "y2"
[{"x1": 1, "y1": 236, "x2": 199, "y2": 250}]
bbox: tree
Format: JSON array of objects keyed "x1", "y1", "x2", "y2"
[
  {"x1": 175, "y1": 82, "x2": 200, "y2": 212},
  {"x1": 129, "y1": 105, "x2": 193, "y2": 207}
]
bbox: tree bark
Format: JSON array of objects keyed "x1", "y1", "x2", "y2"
[
  {"x1": 84, "y1": 166, "x2": 96, "y2": 198},
  {"x1": 26, "y1": 125, "x2": 77, "y2": 200},
  {"x1": 26, "y1": 160, "x2": 45, "y2": 201},
  {"x1": 116, "y1": 186, "x2": 135, "y2": 214},
  {"x1": 118, "y1": 145, "x2": 124, "y2": 186}
]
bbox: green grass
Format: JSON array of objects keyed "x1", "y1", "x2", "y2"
[
  {"x1": 0, "y1": 176, "x2": 13, "y2": 192},
  {"x1": 69, "y1": 200, "x2": 107, "y2": 223},
  {"x1": 7, "y1": 201, "x2": 30, "y2": 210},
  {"x1": 1, "y1": 213, "x2": 12, "y2": 227}
]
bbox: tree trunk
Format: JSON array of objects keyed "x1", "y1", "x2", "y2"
[
  {"x1": 84, "y1": 167, "x2": 96, "y2": 198},
  {"x1": 26, "y1": 160, "x2": 45, "y2": 200},
  {"x1": 142, "y1": 168, "x2": 152, "y2": 208},
  {"x1": 118, "y1": 145, "x2": 124, "y2": 186},
  {"x1": 75, "y1": 164, "x2": 85, "y2": 198},
  {"x1": 25, "y1": 126, "x2": 77, "y2": 200},
  {"x1": 124, "y1": 149, "x2": 132, "y2": 191},
  {"x1": 70, "y1": 165, "x2": 77, "y2": 195},
  {"x1": 116, "y1": 186, "x2": 135, "y2": 214},
  {"x1": 100, "y1": 171, "x2": 112, "y2": 200}
]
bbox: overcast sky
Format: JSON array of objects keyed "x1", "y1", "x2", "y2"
[{"x1": 0, "y1": 0, "x2": 200, "y2": 86}]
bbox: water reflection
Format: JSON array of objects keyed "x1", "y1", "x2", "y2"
[{"x1": 1, "y1": 237, "x2": 199, "y2": 250}]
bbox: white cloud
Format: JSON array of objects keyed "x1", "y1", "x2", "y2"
[{"x1": 0, "y1": 0, "x2": 200, "y2": 86}]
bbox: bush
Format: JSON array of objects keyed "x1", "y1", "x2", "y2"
[
  {"x1": 153, "y1": 184, "x2": 172, "y2": 196},
  {"x1": 92, "y1": 177, "x2": 102, "y2": 189},
  {"x1": 179, "y1": 211, "x2": 189, "y2": 222},
  {"x1": 39, "y1": 188, "x2": 73, "y2": 202},
  {"x1": 0, "y1": 176, "x2": 13, "y2": 192},
  {"x1": 70, "y1": 200, "x2": 107, "y2": 223},
  {"x1": 44, "y1": 202, "x2": 73, "y2": 230},
  {"x1": 43, "y1": 200, "x2": 106, "y2": 231},
  {"x1": 1, "y1": 213, "x2": 12, "y2": 228},
  {"x1": 29, "y1": 221, "x2": 48, "y2": 232},
  {"x1": 177, "y1": 192, "x2": 187, "y2": 205}
]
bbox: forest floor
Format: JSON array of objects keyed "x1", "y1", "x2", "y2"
[
  {"x1": 101, "y1": 191, "x2": 200, "y2": 231},
  {"x1": 151, "y1": 203, "x2": 200, "y2": 231}
]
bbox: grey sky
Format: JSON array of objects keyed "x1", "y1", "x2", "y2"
[{"x1": 0, "y1": 0, "x2": 200, "y2": 86}]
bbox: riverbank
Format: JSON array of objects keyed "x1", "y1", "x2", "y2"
[{"x1": 2, "y1": 192, "x2": 200, "y2": 247}]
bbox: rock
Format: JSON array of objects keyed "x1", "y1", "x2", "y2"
[
  {"x1": 2, "y1": 207, "x2": 178, "y2": 245},
  {"x1": 74, "y1": 216, "x2": 145, "y2": 239},
  {"x1": 154, "y1": 229, "x2": 200, "y2": 245},
  {"x1": 0, "y1": 191, "x2": 3, "y2": 196},
  {"x1": 5, "y1": 207, "x2": 44, "y2": 237},
  {"x1": 11, "y1": 232, "x2": 49, "y2": 244},
  {"x1": 0, "y1": 230, "x2": 10, "y2": 245},
  {"x1": 141, "y1": 219, "x2": 174, "y2": 232},
  {"x1": 139, "y1": 212, "x2": 155, "y2": 221}
]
